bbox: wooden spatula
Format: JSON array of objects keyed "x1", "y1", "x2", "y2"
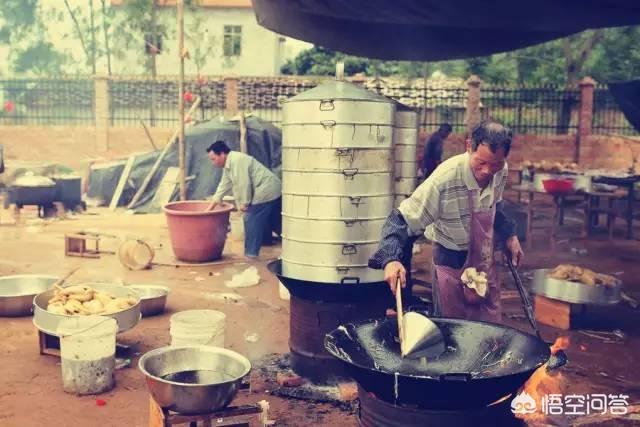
[{"x1": 395, "y1": 274, "x2": 406, "y2": 357}]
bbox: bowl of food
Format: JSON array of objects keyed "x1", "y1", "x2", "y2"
[
  {"x1": 139, "y1": 345, "x2": 251, "y2": 414},
  {"x1": 33, "y1": 283, "x2": 141, "y2": 336},
  {"x1": 0, "y1": 275, "x2": 59, "y2": 317},
  {"x1": 128, "y1": 285, "x2": 169, "y2": 317},
  {"x1": 542, "y1": 179, "x2": 575, "y2": 196}
]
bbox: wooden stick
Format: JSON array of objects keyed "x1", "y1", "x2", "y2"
[
  {"x1": 177, "y1": 0, "x2": 186, "y2": 201},
  {"x1": 395, "y1": 275, "x2": 405, "y2": 357},
  {"x1": 127, "y1": 97, "x2": 201, "y2": 209},
  {"x1": 239, "y1": 111, "x2": 247, "y2": 154},
  {"x1": 109, "y1": 153, "x2": 137, "y2": 211},
  {"x1": 52, "y1": 267, "x2": 80, "y2": 291},
  {"x1": 139, "y1": 119, "x2": 159, "y2": 151}
]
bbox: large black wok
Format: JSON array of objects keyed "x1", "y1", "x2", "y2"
[{"x1": 325, "y1": 315, "x2": 550, "y2": 409}]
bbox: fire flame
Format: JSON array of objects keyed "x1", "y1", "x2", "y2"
[{"x1": 515, "y1": 337, "x2": 570, "y2": 422}]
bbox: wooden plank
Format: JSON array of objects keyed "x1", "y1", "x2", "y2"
[
  {"x1": 109, "y1": 153, "x2": 138, "y2": 211},
  {"x1": 534, "y1": 295, "x2": 571, "y2": 330},
  {"x1": 149, "y1": 167, "x2": 180, "y2": 211}
]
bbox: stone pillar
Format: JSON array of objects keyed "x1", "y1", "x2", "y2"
[
  {"x1": 94, "y1": 75, "x2": 110, "y2": 152},
  {"x1": 465, "y1": 75, "x2": 482, "y2": 135},
  {"x1": 577, "y1": 77, "x2": 596, "y2": 163},
  {"x1": 224, "y1": 76, "x2": 239, "y2": 118}
]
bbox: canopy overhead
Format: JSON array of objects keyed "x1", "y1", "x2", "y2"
[{"x1": 253, "y1": 0, "x2": 640, "y2": 60}]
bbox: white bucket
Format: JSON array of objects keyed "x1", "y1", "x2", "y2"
[
  {"x1": 170, "y1": 309, "x2": 226, "y2": 347},
  {"x1": 278, "y1": 281, "x2": 290, "y2": 301},
  {"x1": 57, "y1": 316, "x2": 117, "y2": 395}
]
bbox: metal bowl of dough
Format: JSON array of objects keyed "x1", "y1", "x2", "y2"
[
  {"x1": 139, "y1": 345, "x2": 251, "y2": 414},
  {"x1": 128, "y1": 285, "x2": 169, "y2": 317},
  {"x1": 531, "y1": 269, "x2": 622, "y2": 305},
  {"x1": 33, "y1": 282, "x2": 141, "y2": 336},
  {"x1": 0, "y1": 275, "x2": 59, "y2": 317}
]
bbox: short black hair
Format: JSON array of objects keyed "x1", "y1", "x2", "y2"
[
  {"x1": 206, "y1": 141, "x2": 230, "y2": 155},
  {"x1": 470, "y1": 120, "x2": 512, "y2": 156}
]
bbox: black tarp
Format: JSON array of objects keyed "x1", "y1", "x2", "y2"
[
  {"x1": 88, "y1": 116, "x2": 282, "y2": 213},
  {"x1": 253, "y1": 0, "x2": 640, "y2": 60},
  {"x1": 609, "y1": 80, "x2": 640, "y2": 133}
]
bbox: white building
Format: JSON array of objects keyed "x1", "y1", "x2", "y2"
[{"x1": 0, "y1": 0, "x2": 311, "y2": 77}]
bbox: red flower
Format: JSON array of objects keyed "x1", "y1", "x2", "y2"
[
  {"x1": 183, "y1": 91, "x2": 194, "y2": 103},
  {"x1": 4, "y1": 101, "x2": 14, "y2": 113}
]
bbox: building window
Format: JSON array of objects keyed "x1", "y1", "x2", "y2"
[{"x1": 223, "y1": 25, "x2": 242, "y2": 57}]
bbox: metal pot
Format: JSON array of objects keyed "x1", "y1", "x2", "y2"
[
  {"x1": 282, "y1": 123, "x2": 394, "y2": 149},
  {"x1": 139, "y1": 345, "x2": 251, "y2": 415},
  {"x1": 282, "y1": 169, "x2": 392, "y2": 196},
  {"x1": 281, "y1": 238, "x2": 383, "y2": 283},
  {"x1": 128, "y1": 285, "x2": 170, "y2": 317},
  {"x1": 531, "y1": 269, "x2": 622, "y2": 305},
  {"x1": 325, "y1": 316, "x2": 551, "y2": 409},
  {"x1": 282, "y1": 147, "x2": 392, "y2": 171},
  {"x1": 0, "y1": 275, "x2": 59, "y2": 317},
  {"x1": 393, "y1": 127, "x2": 419, "y2": 146},
  {"x1": 394, "y1": 176, "x2": 417, "y2": 194},
  {"x1": 9, "y1": 174, "x2": 56, "y2": 207},
  {"x1": 394, "y1": 161, "x2": 418, "y2": 178},
  {"x1": 394, "y1": 194, "x2": 410, "y2": 208},
  {"x1": 394, "y1": 143, "x2": 418, "y2": 162},
  {"x1": 281, "y1": 258, "x2": 383, "y2": 284},
  {"x1": 51, "y1": 174, "x2": 82, "y2": 208},
  {"x1": 282, "y1": 193, "x2": 393, "y2": 219},
  {"x1": 33, "y1": 282, "x2": 141, "y2": 336},
  {"x1": 283, "y1": 215, "x2": 386, "y2": 242},
  {"x1": 282, "y1": 80, "x2": 395, "y2": 125},
  {"x1": 394, "y1": 108, "x2": 419, "y2": 129}
]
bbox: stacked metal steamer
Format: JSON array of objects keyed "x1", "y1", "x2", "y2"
[
  {"x1": 274, "y1": 80, "x2": 395, "y2": 382},
  {"x1": 392, "y1": 104, "x2": 420, "y2": 207}
]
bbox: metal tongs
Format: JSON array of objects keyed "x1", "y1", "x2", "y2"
[{"x1": 507, "y1": 258, "x2": 567, "y2": 370}]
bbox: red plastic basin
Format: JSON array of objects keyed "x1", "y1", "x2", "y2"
[
  {"x1": 163, "y1": 201, "x2": 233, "y2": 262},
  {"x1": 542, "y1": 179, "x2": 574, "y2": 195}
]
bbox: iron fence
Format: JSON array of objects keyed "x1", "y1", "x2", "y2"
[
  {"x1": 238, "y1": 77, "x2": 318, "y2": 126},
  {"x1": 109, "y1": 77, "x2": 225, "y2": 126},
  {"x1": 0, "y1": 78, "x2": 94, "y2": 125},
  {"x1": 480, "y1": 86, "x2": 580, "y2": 135},
  {"x1": 593, "y1": 87, "x2": 638, "y2": 136},
  {"x1": 0, "y1": 77, "x2": 637, "y2": 137}
]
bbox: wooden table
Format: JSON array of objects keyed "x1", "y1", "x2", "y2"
[
  {"x1": 509, "y1": 184, "x2": 586, "y2": 249},
  {"x1": 591, "y1": 175, "x2": 640, "y2": 239}
]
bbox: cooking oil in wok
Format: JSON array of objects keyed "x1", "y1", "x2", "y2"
[{"x1": 162, "y1": 370, "x2": 234, "y2": 384}]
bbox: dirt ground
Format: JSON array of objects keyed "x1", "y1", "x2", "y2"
[{"x1": 0, "y1": 200, "x2": 639, "y2": 427}]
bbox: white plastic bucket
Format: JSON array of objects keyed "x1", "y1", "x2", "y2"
[
  {"x1": 57, "y1": 316, "x2": 117, "y2": 395},
  {"x1": 170, "y1": 309, "x2": 226, "y2": 347},
  {"x1": 278, "y1": 281, "x2": 290, "y2": 301}
]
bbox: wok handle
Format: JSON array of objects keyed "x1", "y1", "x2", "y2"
[{"x1": 439, "y1": 373, "x2": 472, "y2": 382}]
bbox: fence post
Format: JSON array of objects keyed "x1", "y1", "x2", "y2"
[
  {"x1": 94, "y1": 75, "x2": 110, "y2": 152},
  {"x1": 465, "y1": 75, "x2": 482, "y2": 135},
  {"x1": 577, "y1": 76, "x2": 596, "y2": 162},
  {"x1": 224, "y1": 76, "x2": 239, "y2": 118}
]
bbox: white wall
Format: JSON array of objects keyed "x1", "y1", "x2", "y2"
[{"x1": 0, "y1": 1, "x2": 312, "y2": 77}]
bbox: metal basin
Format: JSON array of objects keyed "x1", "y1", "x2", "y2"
[
  {"x1": 139, "y1": 346, "x2": 251, "y2": 414},
  {"x1": 33, "y1": 282, "x2": 141, "y2": 336},
  {"x1": 128, "y1": 285, "x2": 170, "y2": 317},
  {"x1": 0, "y1": 275, "x2": 59, "y2": 317}
]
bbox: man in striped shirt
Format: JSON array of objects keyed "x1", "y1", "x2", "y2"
[{"x1": 369, "y1": 120, "x2": 523, "y2": 322}]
